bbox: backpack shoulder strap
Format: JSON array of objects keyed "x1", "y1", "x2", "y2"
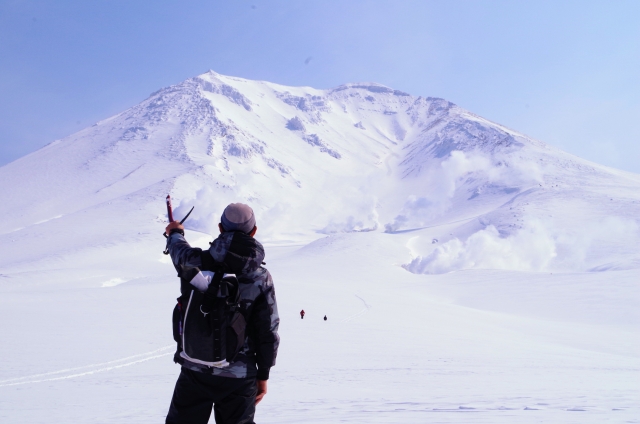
[{"x1": 200, "y1": 250, "x2": 221, "y2": 272}]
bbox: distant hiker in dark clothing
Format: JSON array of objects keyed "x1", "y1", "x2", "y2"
[
  {"x1": 323, "y1": 315, "x2": 327, "y2": 321},
  {"x1": 300, "y1": 309, "x2": 305, "y2": 319},
  {"x1": 164, "y1": 203, "x2": 280, "y2": 424}
]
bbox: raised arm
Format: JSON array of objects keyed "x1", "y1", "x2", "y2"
[{"x1": 165, "y1": 230, "x2": 203, "y2": 272}]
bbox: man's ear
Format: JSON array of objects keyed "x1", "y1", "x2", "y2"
[
  {"x1": 249, "y1": 226, "x2": 258, "y2": 237},
  {"x1": 218, "y1": 223, "x2": 225, "y2": 234}
]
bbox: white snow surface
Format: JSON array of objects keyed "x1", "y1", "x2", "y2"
[{"x1": 0, "y1": 71, "x2": 638, "y2": 423}]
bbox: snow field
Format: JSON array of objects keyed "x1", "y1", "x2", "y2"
[
  {"x1": 0, "y1": 229, "x2": 638, "y2": 422},
  {"x1": 0, "y1": 71, "x2": 638, "y2": 422}
]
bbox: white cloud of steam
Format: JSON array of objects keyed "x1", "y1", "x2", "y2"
[
  {"x1": 405, "y1": 216, "x2": 640, "y2": 274},
  {"x1": 552, "y1": 216, "x2": 640, "y2": 271},
  {"x1": 173, "y1": 187, "x2": 305, "y2": 241},
  {"x1": 406, "y1": 220, "x2": 556, "y2": 274},
  {"x1": 320, "y1": 214, "x2": 379, "y2": 234},
  {"x1": 386, "y1": 150, "x2": 543, "y2": 232},
  {"x1": 319, "y1": 194, "x2": 380, "y2": 234},
  {"x1": 173, "y1": 181, "x2": 311, "y2": 241},
  {"x1": 172, "y1": 185, "x2": 234, "y2": 236},
  {"x1": 257, "y1": 202, "x2": 300, "y2": 240}
]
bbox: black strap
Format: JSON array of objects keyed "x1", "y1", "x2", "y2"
[
  {"x1": 201, "y1": 250, "x2": 223, "y2": 272},
  {"x1": 200, "y1": 270, "x2": 228, "y2": 362},
  {"x1": 197, "y1": 249, "x2": 228, "y2": 312},
  {"x1": 200, "y1": 271, "x2": 224, "y2": 314}
]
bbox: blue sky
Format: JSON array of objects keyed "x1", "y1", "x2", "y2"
[{"x1": 1, "y1": 0, "x2": 638, "y2": 172}]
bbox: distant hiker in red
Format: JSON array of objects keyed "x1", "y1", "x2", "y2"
[{"x1": 300, "y1": 309, "x2": 305, "y2": 319}]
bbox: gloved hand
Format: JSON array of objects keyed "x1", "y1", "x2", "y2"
[{"x1": 165, "y1": 221, "x2": 185, "y2": 237}]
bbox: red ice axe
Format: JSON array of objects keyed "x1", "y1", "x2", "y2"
[
  {"x1": 166, "y1": 195, "x2": 175, "y2": 223},
  {"x1": 163, "y1": 195, "x2": 195, "y2": 254},
  {"x1": 165, "y1": 195, "x2": 194, "y2": 226}
]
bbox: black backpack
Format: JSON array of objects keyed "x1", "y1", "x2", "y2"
[{"x1": 172, "y1": 252, "x2": 247, "y2": 368}]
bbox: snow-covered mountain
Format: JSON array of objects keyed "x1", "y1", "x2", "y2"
[
  {"x1": 1, "y1": 71, "x2": 638, "y2": 423},
  {"x1": 1, "y1": 70, "x2": 638, "y2": 276}
]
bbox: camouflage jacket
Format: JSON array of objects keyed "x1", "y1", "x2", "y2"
[{"x1": 166, "y1": 230, "x2": 280, "y2": 380}]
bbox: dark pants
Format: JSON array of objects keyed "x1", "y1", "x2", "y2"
[{"x1": 166, "y1": 368, "x2": 257, "y2": 424}]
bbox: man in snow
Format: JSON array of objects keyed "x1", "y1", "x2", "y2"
[
  {"x1": 164, "y1": 203, "x2": 280, "y2": 424},
  {"x1": 300, "y1": 309, "x2": 305, "y2": 319}
]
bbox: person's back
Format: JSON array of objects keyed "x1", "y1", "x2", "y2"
[{"x1": 164, "y1": 203, "x2": 279, "y2": 424}]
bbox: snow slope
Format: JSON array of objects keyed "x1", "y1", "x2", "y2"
[{"x1": 0, "y1": 71, "x2": 638, "y2": 423}]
